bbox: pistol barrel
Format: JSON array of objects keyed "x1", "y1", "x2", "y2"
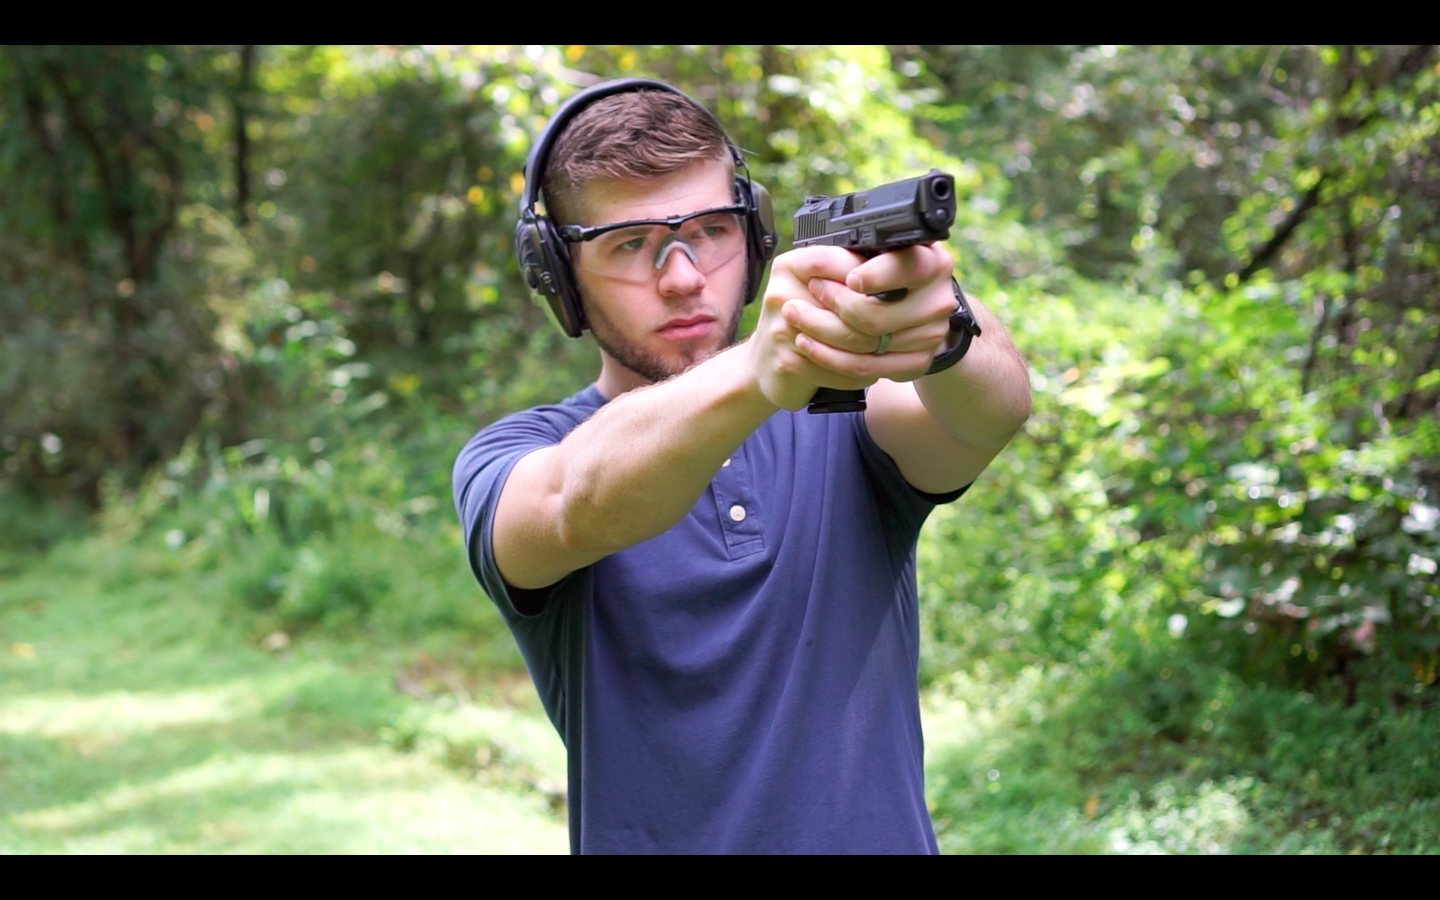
[{"x1": 792, "y1": 169, "x2": 955, "y2": 255}]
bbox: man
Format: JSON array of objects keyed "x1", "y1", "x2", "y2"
[{"x1": 453, "y1": 79, "x2": 1032, "y2": 854}]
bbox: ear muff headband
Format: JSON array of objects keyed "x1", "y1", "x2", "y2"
[{"x1": 514, "y1": 78, "x2": 777, "y2": 338}]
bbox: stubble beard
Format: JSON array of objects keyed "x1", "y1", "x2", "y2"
[{"x1": 582, "y1": 289, "x2": 745, "y2": 385}]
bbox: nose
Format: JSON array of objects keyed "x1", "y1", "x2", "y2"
[{"x1": 655, "y1": 241, "x2": 706, "y2": 297}]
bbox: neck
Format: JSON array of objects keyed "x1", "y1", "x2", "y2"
[{"x1": 595, "y1": 352, "x2": 654, "y2": 400}]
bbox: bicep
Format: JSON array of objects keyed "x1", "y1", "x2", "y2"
[
  {"x1": 863, "y1": 379, "x2": 1000, "y2": 495},
  {"x1": 492, "y1": 446, "x2": 610, "y2": 591}
]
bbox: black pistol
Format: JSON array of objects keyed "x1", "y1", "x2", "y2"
[{"x1": 791, "y1": 169, "x2": 956, "y2": 414}]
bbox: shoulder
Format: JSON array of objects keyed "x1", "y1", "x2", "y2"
[
  {"x1": 476, "y1": 383, "x2": 607, "y2": 445},
  {"x1": 454, "y1": 386, "x2": 604, "y2": 479},
  {"x1": 452, "y1": 384, "x2": 606, "y2": 524},
  {"x1": 451, "y1": 386, "x2": 606, "y2": 615}
]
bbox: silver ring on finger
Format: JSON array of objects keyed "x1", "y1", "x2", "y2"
[{"x1": 874, "y1": 333, "x2": 891, "y2": 355}]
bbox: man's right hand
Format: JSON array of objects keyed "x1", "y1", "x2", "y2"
[{"x1": 748, "y1": 247, "x2": 878, "y2": 410}]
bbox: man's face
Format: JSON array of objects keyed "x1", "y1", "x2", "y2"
[{"x1": 571, "y1": 158, "x2": 748, "y2": 393}]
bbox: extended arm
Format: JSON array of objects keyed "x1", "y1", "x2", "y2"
[
  {"x1": 784, "y1": 245, "x2": 1032, "y2": 494},
  {"x1": 865, "y1": 293, "x2": 1032, "y2": 493},
  {"x1": 493, "y1": 346, "x2": 775, "y2": 591},
  {"x1": 493, "y1": 250, "x2": 878, "y2": 593}
]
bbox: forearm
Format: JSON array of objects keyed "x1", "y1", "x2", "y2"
[
  {"x1": 913, "y1": 296, "x2": 1032, "y2": 450},
  {"x1": 548, "y1": 344, "x2": 775, "y2": 554}
]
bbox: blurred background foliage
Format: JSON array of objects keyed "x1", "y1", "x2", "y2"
[{"x1": 1, "y1": 45, "x2": 1437, "y2": 853}]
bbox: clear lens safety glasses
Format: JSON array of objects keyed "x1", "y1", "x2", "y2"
[{"x1": 560, "y1": 205, "x2": 748, "y2": 284}]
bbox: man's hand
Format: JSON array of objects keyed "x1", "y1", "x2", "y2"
[
  {"x1": 749, "y1": 245, "x2": 955, "y2": 410},
  {"x1": 756, "y1": 241, "x2": 1030, "y2": 496},
  {"x1": 790, "y1": 243, "x2": 956, "y2": 382}
]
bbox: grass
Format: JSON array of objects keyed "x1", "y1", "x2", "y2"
[
  {"x1": 4, "y1": 521, "x2": 1436, "y2": 854},
  {"x1": 921, "y1": 661, "x2": 1440, "y2": 854},
  {"x1": 0, "y1": 536, "x2": 568, "y2": 854}
]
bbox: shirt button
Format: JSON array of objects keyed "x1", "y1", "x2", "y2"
[
  {"x1": 729, "y1": 504, "x2": 747, "y2": 522},
  {"x1": 722, "y1": 458, "x2": 732, "y2": 467}
]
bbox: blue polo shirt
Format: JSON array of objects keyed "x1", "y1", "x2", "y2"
[{"x1": 453, "y1": 384, "x2": 964, "y2": 854}]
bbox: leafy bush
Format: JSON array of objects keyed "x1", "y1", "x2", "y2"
[
  {"x1": 273, "y1": 541, "x2": 384, "y2": 630},
  {"x1": 925, "y1": 655, "x2": 1439, "y2": 854}
]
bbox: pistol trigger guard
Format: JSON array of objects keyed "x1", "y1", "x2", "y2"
[{"x1": 925, "y1": 278, "x2": 981, "y2": 376}]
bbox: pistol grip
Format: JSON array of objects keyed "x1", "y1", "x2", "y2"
[{"x1": 808, "y1": 387, "x2": 867, "y2": 414}]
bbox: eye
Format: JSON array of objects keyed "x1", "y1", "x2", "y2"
[
  {"x1": 601, "y1": 231, "x2": 653, "y2": 256},
  {"x1": 689, "y1": 216, "x2": 735, "y2": 241},
  {"x1": 685, "y1": 210, "x2": 737, "y2": 239}
]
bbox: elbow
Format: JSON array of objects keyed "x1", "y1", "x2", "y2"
[
  {"x1": 995, "y1": 401, "x2": 1031, "y2": 450},
  {"x1": 554, "y1": 487, "x2": 600, "y2": 555},
  {"x1": 555, "y1": 515, "x2": 616, "y2": 557},
  {"x1": 1016, "y1": 389, "x2": 1035, "y2": 430},
  {"x1": 1009, "y1": 357, "x2": 1035, "y2": 430},
  {"x1": 987, "y1": 374, "x2": 1033, "y2": 451},
  {"x1": 1005, "y1": 394, "x2": 1034, "y2": 448},
  {"x1": 554, "y1": 482, "x2": 628, "y2": 557}
]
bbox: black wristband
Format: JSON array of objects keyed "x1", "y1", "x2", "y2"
[{"x1": 925, "y1": 278, "x2": 982, "y2": 376}]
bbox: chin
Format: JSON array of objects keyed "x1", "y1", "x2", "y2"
[
  {"x1": 660, "y1": 338, "x2": 722, "y2": 378},
  {"x1": 587, "y1": 292, "x2": 745, "y2": 385}
]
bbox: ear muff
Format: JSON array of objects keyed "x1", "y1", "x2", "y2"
[
  {"x1": 515, "y1": 209, "x2": 586, "y2": 338},
  {"x1": 515, "y1": 78, "x2": 780, "y2": 338},
  {"x1": 740, "y1": 176, "x2": 777, "y2": 304}
]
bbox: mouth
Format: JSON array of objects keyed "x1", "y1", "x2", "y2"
[{"x1": 656, "y1": 315, "x2": 716, "y2": 342}]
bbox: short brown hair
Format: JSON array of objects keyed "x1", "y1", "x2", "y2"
[{"x1": 541, "y1": 89, "x2": 733, "y2": 225}]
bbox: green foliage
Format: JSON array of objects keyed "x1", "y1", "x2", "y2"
[
  {"x1": 925, "y1": 659, "x2": 1439, "y2": 854},
  {"x1": 914, "y1": 45, "x2": 1440, "y2": 703},
  {"x1": 0, "y1": 48, "x2": 243, "y2": 502}
]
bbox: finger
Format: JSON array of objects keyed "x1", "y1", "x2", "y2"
[
  {"x1": 776, "y1": 245, "x2": 867, "y2": 285},
  {"x1": 875, "y1": 318, "x2": 955, "y2": 355},
  {"x1": 761, "y1": 312, "x2": 876, "y2": 392},
  {"x1": 794, "y1": 333, "x2": 938, "y2": 383},
  {"x1": 785, "y1": 298, "x2": 951, "y2": 356},
  {"x1": 784, "y1": 342, "x2": 875, "y2": 391},
  {"x1": 782, "y1": 299, "x2": 883, "y2": 355},
  {"x1": 845, "y1": 243, "x2": 953, "y2": 297},
  {"x1": 808, "y1": 275, "x2": 956, "y2": 339}
]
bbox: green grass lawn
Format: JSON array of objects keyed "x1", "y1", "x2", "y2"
[
  {"x1": 0, "y1": 540, "x2": 568, "y2": 854},
  {"x1": 4, "y1": 530, "x2": 1435, "y2": 854}
]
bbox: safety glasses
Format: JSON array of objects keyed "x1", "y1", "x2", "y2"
[{"x1": 559, "y1": 205, "x2": 748, "y2": 284}]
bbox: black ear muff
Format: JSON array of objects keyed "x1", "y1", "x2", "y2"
[
  {"x1": 739, "y1": 176, "x2": 777, "y2": 305},
  {"x1": 515, "y1": 210, "x2": 585, "y2": 338}
]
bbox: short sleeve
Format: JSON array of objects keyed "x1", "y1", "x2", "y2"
[
  {"x1": 452, "y1": 393, "x2": 602, "y2": 620},
  {"x1": 852, "y1": 411, "x2": 969, "y2": 523}
]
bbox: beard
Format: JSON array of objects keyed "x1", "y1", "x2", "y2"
[{"x1": 581, "y1": 289, "x2": 745, "y2": 385}]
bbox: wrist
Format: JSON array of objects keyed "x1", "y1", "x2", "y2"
[
  {"x1": 709, "y1": 341, "x2": 785, "y2": 419},
  {"x1": 743, "y1": 328, "x2": 812, "y2": 413},
  {"x1": 924, "y1": 279, "x2": 982, "y2": 376}
]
